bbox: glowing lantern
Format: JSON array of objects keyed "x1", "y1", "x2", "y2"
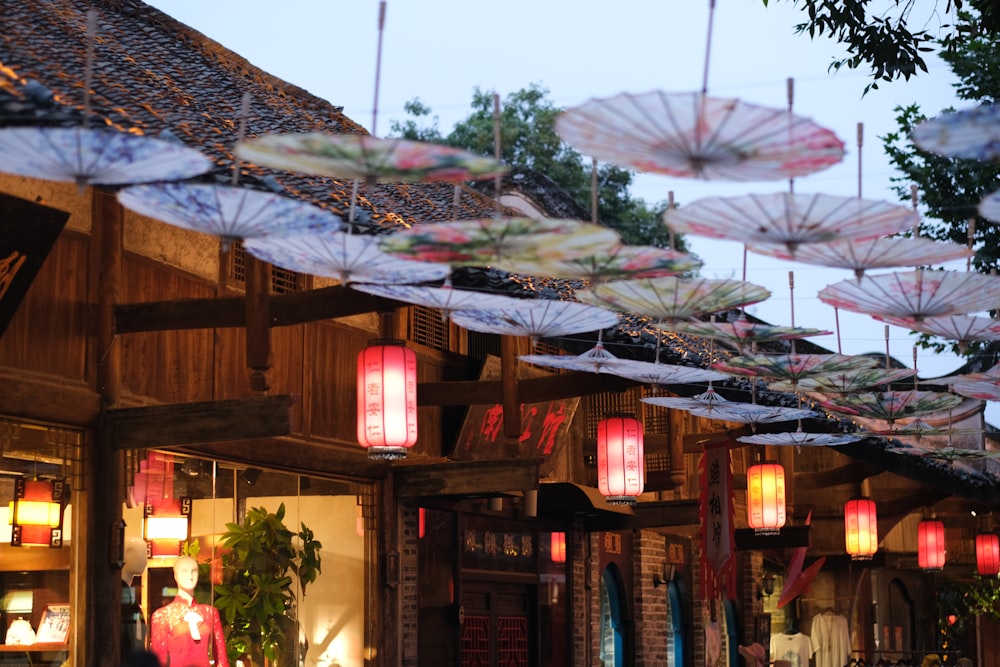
[
  {"x1": 746, "y1": 462, "x2": 785, "y2": 535},
  {"x1": 917, "y1": 520, "x2": 946, "y2": 571},
  {"x1": 357, "y1": 340, "x2": 418, "y2": 460},
  {"x1": 419, "y1": 507, "x2": 426, "y2": 539},
  {"x1": 143, "y1": 497, "x2": 190, "y2": 558},
  {"x1": 356, "y1": 505, "x2": 365, "y2": 537},
  {"x1": 10, "y1": 478, "x2": 65, "y2": 547},
  {"x1": 844, "y1": 498, "x2": 878, "y2": 560},
  {"x1": 597, "y1": 414, "x2": 644, "y2": 505},
  {"x1": 551, "y1": 532, "x2": 567, "y2": 563},
  {"x1": 976, "y1": 533, "x2": 1000, "y2": 576}
]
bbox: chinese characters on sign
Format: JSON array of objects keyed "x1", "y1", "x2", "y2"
[
  {"x1": 699, "y1": 443, "x2": 735, "y2": 599},
  {"x1": 464, "y1": 529, "x2": 534, "y2": 559}
]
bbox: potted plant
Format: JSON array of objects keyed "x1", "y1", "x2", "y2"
[{"x1": 213, "y1": 503, "x2": 322, "y2": 667}]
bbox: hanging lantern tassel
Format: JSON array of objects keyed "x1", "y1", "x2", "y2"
[
  {"x1": 357, "y1": 339, "x2": 419, "y2": 461},
  {"x1": 596, "y1": 414, "x2": 644, "y2": 505},
  {"x1": 747, "y1": 462, "x2": 785, "y2": 536},
  {"x1": 917, "y1": 519, "x2": 946, "y2": 571},
  {"x1": 976, "y1": 533, "x2": 1000, "y2": 576},
  {"x1": 844, "y1": 498, "x2": 878, "y2": 560}
]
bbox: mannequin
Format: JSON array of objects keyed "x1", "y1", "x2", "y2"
[
  {"x1": 149, "y1": 556, "x2": 229, "y2": 667},
  {"x1": 121, "y1": 537, "x2": 149, "y2": 661}
]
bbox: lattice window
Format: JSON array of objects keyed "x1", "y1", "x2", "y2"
[
  {"x1": 409, "y1": 306, "x2": 450, "y2": 352},
  {"x1": 641, "y1": 385, "x2": 671, "y2": 435},
  {"x1": 533, "y1": 340, "x2": 561, "y2": 357},
  {"x1": 228, "y1": 241, "x2": 302, "y2": 294},
  {"x1": 467, "y1": 330, "x2": 501, "y2": 361},
  {"x1": 582, "y1": 390, "x2": 638, "y2": 437}
]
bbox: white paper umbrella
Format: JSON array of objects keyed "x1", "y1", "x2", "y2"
[
  {"x1": 737, "y1": 430, "x2": 861, "y2": 447},
  {"x1": 663, "y1": 192, "x2": 917, "y2": 256},
  {"x1": 450, "y1": 300, "x2": 621, "y2": 340},
  {"x1": 577, "y1": 276, "x2": 770, "y2": 322},
  {"x1": 519, "y1": 341, "x2": 622, "y2": 373},
  {"x1": 555, "y1": 91, "x2": 845, "y2": 181},
  {"x1": 492, "y1": 244, "x2": 701, "y2": 282},
  {"x1": 876, "y1": 315, "x2": 1000, "y2": 352},
  {"x1": 0, "y1": 127, "x2": 212, "y2": 188},
  {"x1": 599, "y1": 359, "x2": 729, "y2": 386},
  {"x1": 118, "y1": 183, "x2": 346, "y2": 251},
  {"x1": 750, "y1": 236, "x2": 974, "y2": 280},
  {"x1": 818, "y1": 269, "x2": 1000, "y2": 321},
  {"x1": 244, "y1": 230, "x2": 450, "y2": 284},
  {"x1": 979, "y1": 187, "x2": 1000, "y2": 223},
  {"x1": 910, "y1": 103, "x2": 1000, "y2": 161},
  {"x1": 350, "y1": 283, "x2": 521, "y2": 317}
]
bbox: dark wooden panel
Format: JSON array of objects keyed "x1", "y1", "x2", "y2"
[
  {"x1": 0, "y1": 233, "x2": 89, "y2": 380},
  {"x1": 118, "y1": 258, "x2": 215, "y2": 403},
  {"x1": 306, "y1": 321, "x2": 366, "y2": 442}
]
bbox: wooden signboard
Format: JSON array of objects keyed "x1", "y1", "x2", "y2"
[{"x1": 0, "y1": 193, "x2": 70, "y2": 337}]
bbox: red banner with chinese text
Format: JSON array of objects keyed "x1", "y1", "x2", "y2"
[{"x1": 699, "y1": 442, "x2": 736, "y2": 600}]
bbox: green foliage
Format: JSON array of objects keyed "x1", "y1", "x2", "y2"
[
  {"x1": 390, "y1": 83, "x2": 685, "y2": 251},
  {"x1": 765, "y1": 1, "x2": 1000, "y2": 93},
  {"x1": 880, "y1": 30, "x2": 1000, "y2": 355},
  {"x1": 213, "y1": 504, "x2": 322, "y2": 666}
]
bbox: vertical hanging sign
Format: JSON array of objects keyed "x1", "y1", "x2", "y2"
[{"x1": 699, "y1": 441, "x2": 735, "y2": 599}]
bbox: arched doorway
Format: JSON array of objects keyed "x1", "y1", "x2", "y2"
[
  {"x1": 666, "y1": 580, "x2": 685, "y2": 667},
  {"x1": 599, "y1": 565, "x2": 626, "y2": 667}
]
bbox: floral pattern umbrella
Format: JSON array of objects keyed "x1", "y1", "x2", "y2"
[
  {"x1": 663, "y1": 192, "x2": 917, "y2": 256},
  {"x1": 244, "y1": 229, "x2": 450, "y2": 284},
  {"x1": 555, "y1": 91, "x2": 845, "y2": 181},
  {"x1": 819, "y1": 390, "x2": 965, "y2": 424},
  {"x1": 380, "y1": 217, "x2": 621, "y2": 267},
  {"x1": 886, "y1": 444, "x2": 1000, "y2": 462},
  {"x1": 876, "y1": 315, "x2": 1000, "y2": 352},
  {"x1": 818, "y1": 269, "x2": 1000, "y2": 322},
  {"x1": 932, "y1": 364, "x2": 1000, "y2": 385},
  {"x1": 0, "y1": 127, "x2": 212, "y2": 188},
  {"x1": 750, "y1": 236, "x2": 974, "y2": 281},
  {"x1": 117, "y1": 182, "x2": 346, "y2": 252},
  {"x1": 737, "y1": 429, "x2": 862, "y2": 446},
  {"x1": 661, "y1": 318, "x2": 831, "y2": 353},
  {"x1": 350, "y1": 283, "x2": 521, "y2": 318},
  {"x1": 767, "y1": 367, "x2": 916, "y2": 394},
  {"x1": 493, "y1": 244, "x2": 701, "y2": 282},
  {"x1": 868, "y1": 419, "x2": 983, "y2": 441},
  {"x1": 710, "y1": 353, "x2": 878, "y2": 385},
  {"x1": 450, "y1": 300, "x2": 621, "y2": 340},
  {"x1": 235, "y1": 133, "x2": 507, "y2": 184},
  {"x1": 910, "y1": 103, "x2": 1000, "y2": 161},
  {"x1": 577, "y1": 276, "x2": 770, "y2": 322},
  {"x1": 950, "y1": 380, "x2": 1000, "y2": 402}
]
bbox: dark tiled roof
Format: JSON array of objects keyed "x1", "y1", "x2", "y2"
[{"x1": 0, "y1": 0, "x2": 509, "y2": 227}]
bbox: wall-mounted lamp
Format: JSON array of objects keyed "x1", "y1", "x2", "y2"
[
  {"x1": 652, "y1": 562, "x2": 676, "y2": 588},
  {"x1": 241, "y1": 468, "x2": 262, "y2": 486},
  {"x1": 757, "y1": 572, "x2": 776, "y2": 599}
]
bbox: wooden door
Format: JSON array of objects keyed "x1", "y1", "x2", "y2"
[{"x1": 459, "y1": 582, "x2": 534, "y2": 667}]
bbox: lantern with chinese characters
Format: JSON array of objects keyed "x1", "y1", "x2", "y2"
[
  {"x1": 976, "y1": 533, "x2": 1000, "y2": 576},
  {"x1": 550, "y1": 532, "x2": 567, "y2": 564},
  {"x1": 747, "y1": 461, "x2": 785, "y2": 535},
  {"x1": 10, "y1": 478, "x2": 65, "y2": 547},
  {"x1": 597, "y1": 414, "x2": 644, "y2": 505},
  {"x1": 357, "y1": 340, "x2": 418, "y2": 460},
  {"x1": 844, "y1": 498, "x2": 878, "y2": 560},
  {"x1": 143, "y1": 496, "x2": 190, "y2": 558},
  {"x1": 917, "y1": 519, "x2": 946, "y2": 571}
]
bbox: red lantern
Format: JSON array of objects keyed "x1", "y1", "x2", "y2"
[
  {"x1": 844, "y1": 498, "x2": 878, "y2": 560},
  {"x1": 976, "y1": 533, "x2": 1000, "y2": 576},
  {"x1": 418, "y1": 507, "x2": 426, "y2": 539},
  {"x1": 747, "y1": 462, "x2": 785, "y2": 535},
  {"x1": 550, "y1": 532, "x2": 567, "y2": 564},
  {"x1": 143, "y1": 496, "x2": 190, "y2": 558},
  {"x1": 597, "y1": 414, "x2": 644, "y2": 505},
  {"x1": 917, "y1": 520, "x2": 946, "y2": 571},
  {"x1": 357, "y1": 340, "x2": 418, "y2": 460},
  {"x1": 10, "y1": 478, "x2": 65, "y2": 548}
]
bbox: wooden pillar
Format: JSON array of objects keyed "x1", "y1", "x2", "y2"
[
  {"x1": 88, "y1": 188, "x2": 126, "y2": 667},
  {"x1": 245, "y1": 254, "x2": 271, "y2": 393},
  {"x1": 500, "y1": 335, "x2": 521, "y2": 444}
]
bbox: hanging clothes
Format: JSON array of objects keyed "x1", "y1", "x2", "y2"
[
  {"x1": 771, "y1": 630, "x2": 815, "y2": 667},
  {"x1": 811, "y1": 611, "x2": 850, "y2": 667}
]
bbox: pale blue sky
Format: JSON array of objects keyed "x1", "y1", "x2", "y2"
[{"x1": 145, "y1": 0, "x2": 991, "y2": 417}]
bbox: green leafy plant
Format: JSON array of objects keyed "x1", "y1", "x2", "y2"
[{"x1": 213, "y1": 503, "x2": 322, "y2": 666}]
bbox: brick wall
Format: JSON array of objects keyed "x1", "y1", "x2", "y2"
[{"x1": 634, "y1": 530, "x2": 669, "y2": 667}]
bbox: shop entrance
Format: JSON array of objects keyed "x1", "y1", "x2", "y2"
[{"x1": 459, "y1": 581, "x2": 535, "y2": 667}]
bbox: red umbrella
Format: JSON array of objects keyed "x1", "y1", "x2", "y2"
[{"x1": 777, "y1": 511, "x2": 825, "y2": 609}]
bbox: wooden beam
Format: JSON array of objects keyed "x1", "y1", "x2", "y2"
[
  {"x1": 794, "y1": 461, "x2": 880, "y2": 488},
  {"x1": 629, "y1": 499, "x2": 701, "y2": 528},
  {"x1": 105, "y1": 395, "x2": 298, "y2": 450},
  {"x1": 394, "y1": 459, "x2": 540, "y2": 497},
  {"x1": 0, "y1": 369, "x2": 101, "y2": 426},
  {"x1": 173, "y1": 437, "x2": 386, "y2": 479},
  {"x1": 735, "y1": 526, "x2": 811, "y2": 551},
  {"x1": 681, "y1": 427, "x2": 752, "y2": 451},
  {"x1": 114, "y1": 284, "x2": 403, "y2": 333},
  {"x1": 418, "y1": 371, "x2": 637, "y2": 407}
]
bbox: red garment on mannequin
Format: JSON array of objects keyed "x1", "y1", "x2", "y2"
[{"x1": 150, "y1": 596, "x2": 229, "y2": 667}]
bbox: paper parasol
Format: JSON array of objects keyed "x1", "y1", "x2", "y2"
[
  {"x1": 777, "y1": 556, "x2": 826, "y2": 609},
  {"x1": 492, "y1": 244, "x2": 701, "y2": 282},
  {"x1": 868, "y1": 419, "x2": 984, "y2": 441},
  {"x1": 577, "y1": 276, "x2": 770, "y2": 322},
  {"x1": 819, "y1": 390, "x2": 965, "y2": 424},
  {"x1": 244, "y1": 230, "x2": 449, "y2": 284},
  {"x1": 599, "y1": 359, "x2": 730, "y2": 386},
  {"x1": 950, "y1": 380, "x2": 1000, "y2": 401},
  {"x1": 979, "y1": 187, "x2": 1000, "y2": 223},
  {"x1": 117, "y1": 182, "x2": 346, "y2": 252},
  {"x1": 640, "y1": 387, "x2": 731, "y2": 415},
  {"x1": 0, "y1": 127, "x2": 212, "y2": 188},
  {"x1": 660, "y1": 319, "x2": 831, "y2": 352},
  {"x1": 235, "y1": 133, "x2": 507, "y2": 184},
  {"x1": 931, "y1": 364, "x2": 1000, "y2": 385},
  {"x1": 877, "y1": 315, "x2": 1000, "y2": 351},
  {"x1": 818, "y1": 269, "x2": 1000, "y2": 321},
  {"x1": 663, "y1": 192, "x2": 916, "y2": 256},
  {"x1": 519, "y1": 341, "x2": 622, "y2": 373},
  {"x1": 379, "y1": 217, "x2": 621, "y2": 267},
  {"x1": 710, "y1": 353, "x2": 878, "y2": 385},
  {"x1": 767, "y1": 367, "x2": 916, "y2": 394},
  {"x1": 350, "y1": 283, "x2": 521, "y2": 318},
  {"x1": 911, "y1": 103, "x2": 1000, "y2": 161},
  {"x1": 737, "y1": 429, "x2": 861, "y2": 446},
  {"x1": 555, "y1": 91, "x2": 845, "y2": 181},
  {"x1": 450, "y1": 300, "x2": 620, "y2": 340},
  {"x1": 751, "y1": 236, "x2": 975, "y2": 281},
  {"x1": 641, "y1": 388, "x2": 813, "y2": 425},
  {"x1": 886, "y1": 444, "x2": 1000, "y2": 463}
]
